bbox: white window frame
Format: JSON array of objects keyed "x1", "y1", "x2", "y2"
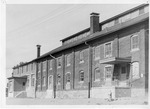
[
  {"x1": 94, "y1": 67, "x2": 100, "y2": 81},
  {"x1": 94, "y1": 45, "x2": 100, "y2": 60},
  {"x1": 79, "y1": 70, "x2": 84, "y2": 83},
  {"x1": 42, "y1": 76, "x2": 46, "y2": 86},
  {"x1": 42, "y1": 61, "x2": 46, "y2": 72},
  {"x1": 132, "y1": 62, "x2": 140, "y2": 80},
  {"x1": 57, "y1": 57, "x2": 62, "y2": 69},
  {"x1": 131, "y1": 34, "x2": 139, "y2": 52},
  {"x1": 48, "y1": 75, "x2": 53, "y2": 89},
  {"x1": 66, "y1": 54, "x2": 71, "y2": 66},
  {"x1": 31, "y1": 74, "x2": 35, "y2": 87},
  {"x1": 66, "y1": 72, "x2": 71, "y2": 83},
  {"x1": 79, "y1": 50, "x2": 84, "y2": 63},
  {"x1": 49, "y1": 60, "x2": 52, "y2": 70},
  {"x1": 104, "y1": 41, "x2": 112, "y2": 58},
  {"x1": 104, "y1": 65, "x2": 112, "y2": 80}
]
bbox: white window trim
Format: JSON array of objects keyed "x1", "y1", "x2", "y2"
[
  {"x1": 48, "y1": 75, "x2": 53, "y2": 89},
  {"x1": 79, "y1": 51, "x2": 84, "y2": 64},
  {"x1": 57, "y1": 58, "x2": 62, "y2": 69},
  {"x1": 42, "y1": 61, "x2": 47, "y2": 72},
  {"x1": 49, "y1": 60, "x2": 53, "y2": 70},
  {"x1": 94, "y1": 68, "x2": 101, "y2": 82},
  {"x1": 79, "y1": 71, "x2": 84, "y2": 83},
  {"x1": 104, "y1": 65, "x2": 113, "y2": 80},
  {"x1": 94, "y1": 46, "x2": 100, "y2": 60},
  {"x1": 42, "y1": 76, "x2": 46, "y2": 86},
  {"x1": 131, "y1": 34, "x2": 139, "y2": 52},
  {"x1": 65, "y1": 72, "x2": 71, "y2": 83},
  {"x1": 66, "y1": 54, "x2": 71, "y2": 66},
  {"x1": 104, "y1": 41, "x2": 113, "y2": 58}
]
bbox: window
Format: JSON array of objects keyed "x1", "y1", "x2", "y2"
[
  {"x1": 131, "y1": 10, "x2": 139, "y2": 19},
  {"x1": 131, "y1": 34, "x2": 139, "y2": 51},
  {"x1": 57, "y1": 74, "x2": 61, "y2": 84},
  {"x1": 43, "y1": 61, "x2": 46, "y2": 71},
  {"x1": 79, "y1": 71, "x2": 84, "y2": 82},
  {"x1": 66, "y1": 73, "x2": 71, "y2": 83},
  {"x1": 49, "y1": 60, "x2": 52, "y2": 70},
  {"x1": 48, "y1": 76, "x2": 53, "y2": 89},
  {"x1": 31, "y1": 74, "x2": 35, "y2": 86},
  {"x1": 79, "y1": 50, "x2": 84, "y2": 63},
  {"x1": 26, "y1": 76, "x2": 29, "y2": 87},
  {"x1": 94, "y1": 46, "x2": 100, "y2": 60},
  {"x1": 38, "y1": 63, "x2": 41, "y2": 72},
  {"x1": 105, "y1": 42, "x2": 112, "y2": 58},
  {"x1": 57, "y1": 57, "x2": 62, "y2": 68},
  {"x1": 9, "y1": 81, "x2": 13, "y2": 92},
  {"x1": 132, "y1": 62, "x2": 139, "y2": 79},
  {"x1": 139, "y1": 7, "x2": 145, "y2": 15},
  {"x1": 94, "y1": 68, "x2": 100, "y2": 81},
  {"x1": 144, "y1": 5, "x2": 149, "y2": 13},
  {"x1": 66, "y1": 54, "x2": 71, "y2": 66},
  {"x1": 42, "y1": 76, "x2": 46, "y2": 86},
  {"x1": 37, "y1": 63, "x2": 41, "y2": 86},
  {"x1": 105, "y1": 66, "x2": 112, "y2": 78}
]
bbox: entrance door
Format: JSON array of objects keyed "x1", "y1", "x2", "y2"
[
  {"x1": 48, "y1": 75, "x2": 53, "y2": 89},
  {"x1": 105, "y1": 66, "x2": 112, "y2": 86},
  {"x1": 120, "y1": 65, "x2": 127, "y2": 81}
]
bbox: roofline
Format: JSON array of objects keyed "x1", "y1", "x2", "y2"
[
  {"x1": 60, "y1": 28, "x2": 90, "y2": 42},
  {"x1": 33, "y1": 12, "x2": 149, "y2": 61},
  {"x1": 100, "y1": 4, "x2": 148, "y2": 25},
  {"x1": 13, "y1": 60, "x2": 34, "y2": 69},
  {"x1": 60, "y1": 4, "x2": 148, "y2": 42}
]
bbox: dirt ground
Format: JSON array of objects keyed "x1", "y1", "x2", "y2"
[{"x1": 6, "y1": 96, "x2": 148, "y2": 105}]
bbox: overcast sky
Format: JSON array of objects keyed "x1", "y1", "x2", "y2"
[{"x1": 6, "y1": 4, "x2": 142, "y2": 78}]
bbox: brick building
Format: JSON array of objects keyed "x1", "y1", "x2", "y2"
[{"x1": 7, "y1": 4, "x2": 149, "y2": 99}]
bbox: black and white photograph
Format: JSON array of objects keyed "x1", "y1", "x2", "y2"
[{"x1": 0, "y1": 0, "x2": 149, "y2": 108}]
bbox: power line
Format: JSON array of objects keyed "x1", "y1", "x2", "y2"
[{"x1": 7, "y1": 4, "x2": 86, "y2": 41}]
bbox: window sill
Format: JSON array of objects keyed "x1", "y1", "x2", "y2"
[
  {"x1": 131, "y1": 48, "x2": 139, "y2": 52},
  {"x1": 94, "y1": 58, "x2": 100, "y2": 61},
  {"x1": 79, "y1": 81, "x2": 84, "y2": 83},
  {"x1": 79, "y1": 61, "x2": 84, "y2": 64},
  {"x1": 94, "y1": 79, "x2": 100, "y2": 82}
]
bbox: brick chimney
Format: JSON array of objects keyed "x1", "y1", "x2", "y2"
[
  {"x1": 36, "y1": 45, "x2": 41, "y2": 58},
  {"x1": 90, "y1": 12, "x2": 100, "y2": 34}
]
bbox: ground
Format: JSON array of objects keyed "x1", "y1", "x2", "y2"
[{"x1": 6, "y1": 97, "x2": 148, "y2": 105}]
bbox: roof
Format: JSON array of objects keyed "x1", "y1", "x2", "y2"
[
  {"x1": 33, "y1": 12, "x2": 148, "y2": 61},
  {"x1": 61, "y1": 4, "x2": 148, "y2": 42}
]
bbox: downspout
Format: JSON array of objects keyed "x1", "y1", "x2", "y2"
[
  {"x1": 85, "y1": 41, "x2": 92, "y2": 98},
  {"x1": 49, "y1": 54, "x2": 56, "y2": 99}
]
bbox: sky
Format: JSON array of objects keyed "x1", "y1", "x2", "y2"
[{"x1": 6, "y1": 3, "x2": 142, "y2": 78}]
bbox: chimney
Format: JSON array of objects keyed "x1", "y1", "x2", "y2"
[
  {"x1": 90, "y1": 12, "x2": 100, "y2": 34},
  {"x1": 36, "y1": 45, "x2": 41, "y2": 58}
]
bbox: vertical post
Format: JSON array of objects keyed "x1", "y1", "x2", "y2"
[{"x1": 85, "y1": 42, "x2": 92, "y2": 98}]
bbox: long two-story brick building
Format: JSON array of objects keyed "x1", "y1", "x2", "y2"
[{"x1": 7, "y1": 4, "x2": 149, "y2": 99}]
